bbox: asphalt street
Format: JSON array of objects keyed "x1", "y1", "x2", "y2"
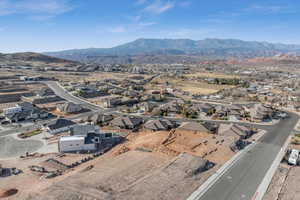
[
  {"x1": 45, "y1": 81, "x2": 103, "y2": 111},
  {"x1": 196, "y1": 112, "x2": 299, "y2": 200}
]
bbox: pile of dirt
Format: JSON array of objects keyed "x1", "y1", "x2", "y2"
[{"x1": 0, "y1": 188, "x2": 18, "y2": 198}]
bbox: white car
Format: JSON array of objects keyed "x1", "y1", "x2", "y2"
[{"x1": 288, "y1": 149, "x2": 299, "y2": 166}]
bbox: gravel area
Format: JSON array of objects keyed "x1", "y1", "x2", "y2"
[{"x1": 0, "y1": 136, "x2": 44, "y2": 158}]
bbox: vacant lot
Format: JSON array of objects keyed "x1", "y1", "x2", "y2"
[
  {"x1": 184, "y1": 72, "x2": 240, "y2": 79},
  {"x1": 25, "y1": 151, "x2": 215, "y2": 200},
  {"x1": 148, "y1": 76, "x2": 235, "y2": 95},
  {"x1": 174, "y1": 79, "x2": 234, "y2": 95}
]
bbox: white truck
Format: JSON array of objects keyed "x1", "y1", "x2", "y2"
[{"x1": 288, "y1": 149, "x2": 299, "y2": 166}]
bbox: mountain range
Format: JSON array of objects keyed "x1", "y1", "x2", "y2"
[{"x1": 44, "y1": 38, "x2": 300, "y2": 64}]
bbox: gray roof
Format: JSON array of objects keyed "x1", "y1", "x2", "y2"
[
  {"x1": 38, "y1": 87, "x2": 55, "y2": 97},
  {"x1": 57, "y1": 102, "x2": 83, "y2": 113},
  {"x1": 144, "y1": 119, "x2": 175, "y2": 131},
  {"x1": 111, "y1": 116, "x2": 143, "y2": 128},
  {"x1": 218, "y1": 123, "x2": 251, "y2": 137},
  {"x1": 177, "y1": 122, "x2": 210, "y2": 133},
  {"x1": 47, "y1": 119, "x2": 76, "y2": 130},
  {"x1": 70, "y1": 124, "x2": 99, "y2": 136}
]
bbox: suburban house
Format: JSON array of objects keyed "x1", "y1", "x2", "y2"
[
  {"x1": 59, "y1": 136, "x2": 95, "y2": 153},
  {"x1": 228, "y1": 109, "x2": 242, "y2": 121},
  {"x1": 159, "y1": 101, "x2": 182, "y2": 114},
  {"x1": 108, "y1": 88, "x2": 124, "y2": 95},
  {"x1": 202, "y1": 121, "x2": 219, "y2": 133},
  {"x1": 3, "y1": 102, "x2": 49, "y2": 123},
  {"x1": 123, "y1": 90, "x2": 140, "y2": 98},
  {"x1": 44, "y1": 118, "x2": 76, "y2": 134},
  {"x1": 37, "y1": 87, "x2": 55, "y2": 97},
  {"x1": 70, "y1": 124, "x2": 100, "y2": 136},
  {"x1": 110, "y1": 116, "x2": 144, "y2": 129},
  {"x1": 144, "y1": 119, "x2": 176, "y2": 131},
  {"x1": 133, "y1": 102, "x2": 156, "y2": 113},
  {"x1": 247, "y1": 104, "x2": 273, "y2": 122},
  {"x1": 82, "y1": 113, "x2": 114, "y2": 125},
  {"x1": 76, "y1": 87, "x2": 106, "y2": 98},
  {"x1": 57, "y1": 102, "x2": 83, "y2": 114},
  {"x1": 59, "y1": 125, "x2": 122, "y2": 153},
  {"x1": 214, "y1": 105, "x2": 230, "y2": 117},
  {"x1": 189, "y1": 103, "x2": 215, "y2": 115},
  {"x1": 103, "y1": 97, "x2": 122, "y2": 108},
  {"x1": 177, "y1": 122, "x2": 211, "y2": 134},
  {"x1": 217, "y1": 123, "x2": 254, "y2": 139}
]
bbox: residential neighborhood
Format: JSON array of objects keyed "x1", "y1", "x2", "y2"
[
  {"x1": 1, "y1": 1, "x2": 300, "y2": 198},
  {"x1": 0, "y1": 62, "x2": 295, "y2": 200}
]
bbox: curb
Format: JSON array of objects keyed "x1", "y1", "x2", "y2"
[
  {"x1": 187, "y1": 142, "x2": 257, "y2": 200},
  {"x1": 252, "y1": 135, "x2": 291, "y2": 200}
]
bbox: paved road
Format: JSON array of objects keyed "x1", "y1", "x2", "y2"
[
  {"x1": 194, "y1": 112, "x2": 299, "y2": 200},
  {"x1": 45, "y1": 81, "x2": 104, "y2": 111}
]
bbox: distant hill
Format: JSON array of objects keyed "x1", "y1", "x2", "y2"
[
  {"x1": 44, "y1": 38, "x2": 300, "y2": 64},
  {"x1": 0, "y1": 52, "x2": 79, "y2": 68}
]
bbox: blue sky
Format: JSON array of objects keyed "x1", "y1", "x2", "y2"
[{"x1": 0, "y1": 0, "x2": 300, "y2": 52}]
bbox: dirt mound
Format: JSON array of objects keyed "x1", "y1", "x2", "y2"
[{"x1": 0, "y1": 188, "x2": 18, "y2": 198}]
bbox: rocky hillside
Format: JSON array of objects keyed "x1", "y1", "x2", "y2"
[{"x1": 0, "y1": 52, "x2": 79, "y2": 68}]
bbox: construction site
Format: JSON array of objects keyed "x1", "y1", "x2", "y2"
[{"x1": 0, "y1": 124, "x2": 263, "y2": 200}]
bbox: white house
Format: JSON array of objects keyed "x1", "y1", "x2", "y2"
[
  {"x1": 58, "y1": 135, "x2": 98, "y2": 153},
  {"x1": 58, "y1": 124, "x2": 123, "y2": 153},
  {"x1": 3, "y1": 106, "x2": 22, "y2": 115}
]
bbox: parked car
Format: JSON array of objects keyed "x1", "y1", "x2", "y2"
[{"x1": 288, "y1": 149, "x2": 299, "y2": 166}]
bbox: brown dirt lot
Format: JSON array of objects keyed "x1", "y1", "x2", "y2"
[
  {"x1": 147, "y1": 76, "x2": 235, "y2": 95},
  {"x1": 184, "y1": 72, "x2": 240, "y2": 79},
  {"x1": 24, "y1": 151, "x2": 215, "y2": 200},
  {"x1": 120, "y1": 129, "x2": 235, "y2": 164}
]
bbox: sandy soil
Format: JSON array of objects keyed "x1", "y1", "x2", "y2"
[
  {"x1": 24, "y1": 151, "x2": 215, "y2": 200},
  {"x1": 277, "y1": 166, "x2": 300, "y2": 200},
  {"x1": 121, "y1": 130, "x2": 235, "y2": 164},
  {"x1": 147, "y1": 75, "x2": 234, "y2": 95},
  {"x1": 184, "y1": 72, "x2": 239, "y2": 79},
  {"x1": 264, "y1": 164, "x2": 290, "y2": 200}
]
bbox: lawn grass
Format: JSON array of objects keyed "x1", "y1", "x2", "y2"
[{"x1": 18, "y1": 129, "x2": 42, "y2": 139}]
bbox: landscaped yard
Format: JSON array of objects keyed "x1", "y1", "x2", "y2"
[{"x1": 18, "y1": 129, "x2": 42, "y2": 139}]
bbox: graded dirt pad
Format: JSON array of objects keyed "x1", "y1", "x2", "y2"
[
  {"x1": 123, "y1": 130, "x2": 235, "y2": 164},
  {"x1": 0, "y1": 136, "x2": 43, "y2": 158},
  {"x1": 25, "y1": 152, "x2": 215, "y2": 200}
]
